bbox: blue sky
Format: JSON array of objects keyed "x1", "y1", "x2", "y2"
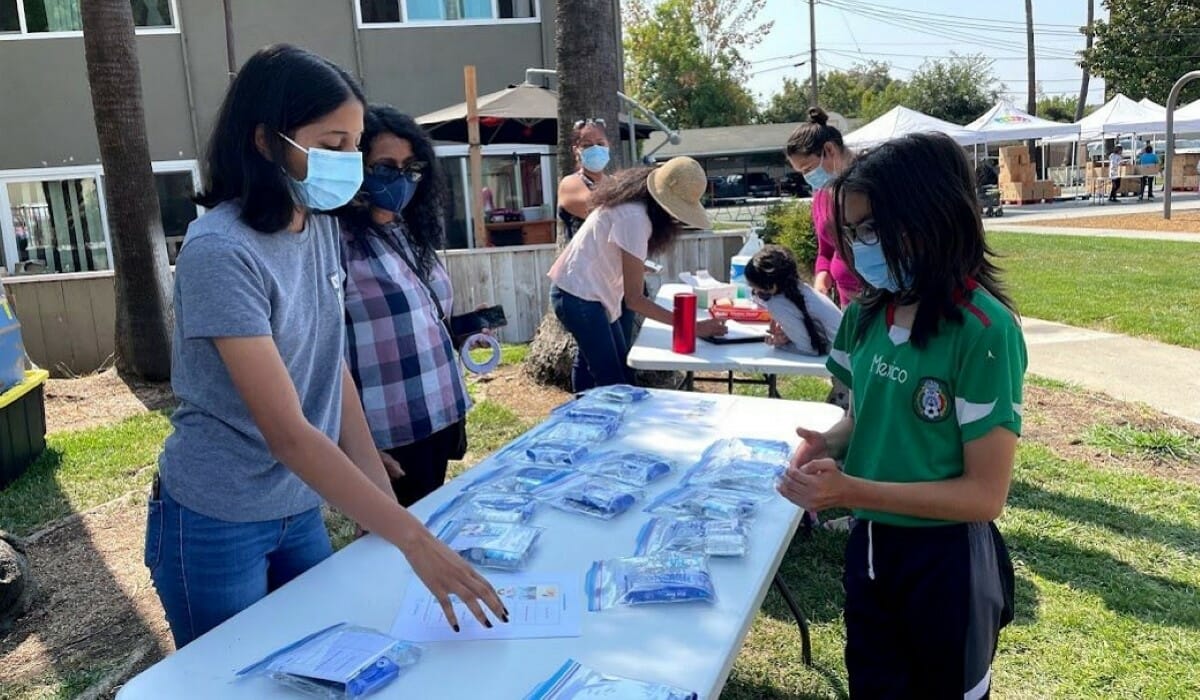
[{"x1": 744, "y1": 0, "x2": 1105, "y2": 110}]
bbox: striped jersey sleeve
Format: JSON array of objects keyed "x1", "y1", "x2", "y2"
[
  {"x1": 955, "y1": 314, "x2": 1027, "y2": 443},
  {"x1": 825, "y1": 301, "x2": 857, "y2": 387}
]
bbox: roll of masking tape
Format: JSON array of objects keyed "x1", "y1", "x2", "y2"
[{"x1": 460, "y1": 333, "x2": 502, "y2": 375}]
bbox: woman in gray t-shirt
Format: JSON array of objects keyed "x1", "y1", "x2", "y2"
[{"x1": 149, "y1": 44, "x2": 503, "y2": 649}]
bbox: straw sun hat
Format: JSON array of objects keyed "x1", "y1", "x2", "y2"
[{"x1": 647, "y1": 156, "x2": 712, "y2": 230}]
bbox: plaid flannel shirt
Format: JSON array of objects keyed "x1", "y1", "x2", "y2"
[{"x1": 341, "y1": 222, "x2": 471, "y2": 449}]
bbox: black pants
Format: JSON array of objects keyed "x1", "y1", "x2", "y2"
[
  {"x1": 384, "y1": 419, "x2": 468, "y2": 507},
  {"x1": 843, "y1": 520, "x2": 1015, "y2": 699},
  {"x1": 1141, "y1": 176, "x2": 1154, "y2": 199},
  {"x1": 1109, "y1": 177, "x2": 1121, "y2": 201}
]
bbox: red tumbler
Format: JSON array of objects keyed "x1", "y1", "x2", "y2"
[{"x1": 672, "y1": 292, "x2": 697, "y2": 354}]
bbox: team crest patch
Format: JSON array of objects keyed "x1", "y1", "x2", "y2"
[{"x1": 913, "y1": 377, "x2": 951, "y2": 422}]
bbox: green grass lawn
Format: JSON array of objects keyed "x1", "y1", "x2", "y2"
[{"x1": 991, "y1": 232, "x2": 1200, "y2": 349}]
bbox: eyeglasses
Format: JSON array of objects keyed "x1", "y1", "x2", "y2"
[
  {"x1": 752, "y1": 289, "x2": 773, "y2": 302},
  {"x1": 367, "y1": 160, "x2": 425, "y2": 184},
  {"x1": 840, "y1": 219, "x2": 879, "y2": 245},
  {"x1": 573, "y1": 118, "x2": 607, "y2": 129}
]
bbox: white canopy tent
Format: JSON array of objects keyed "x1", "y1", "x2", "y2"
[
  {"x1": 965, "y1": 99, "x2": 1080, "y2": 142},
  {"x1": 842, "y1": 105, "x2": 985, "y2": 149},
  {"x1": 1173, "y1": 98, "x2": 1200, "y2": 129},
  {"x1": 1140, "y1": 98, "x2": 1167, "y2": 116},
  {"x1": 1043, "y1": 93, "x2": 1186, "y2": 143}
]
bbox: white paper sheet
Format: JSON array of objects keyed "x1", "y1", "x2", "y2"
[
  {"x1": 391, "y1": 574, "x2": 582, "y2": 643},
  {"x1": 719, "y1": 320, "x2": 769, "y2": 340}
]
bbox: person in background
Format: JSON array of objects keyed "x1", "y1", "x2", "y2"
[
  {"x1": 337, "y1": 106, "x2": 476, "y2": 507},
  {"x1": 148, "y1": 45, "x2": 504, "y2": 648},
  {"x1": 1109, "y1": 144, "x2": 1126, "y2": 202},
  {"x1": 549, "y1": 157, "x2": 727, "y2": 391},
  {"x1": 778, "y1": 132, "x2": 1023, "y2": 698},
  {"x1": 557, "y1": 118, "x2": 609, "y2": 241},
  {"x1": 785, "y1": 107, "x2": 860, "y2": 309},
  {"x1": 744, "y1": 244, "x2": 840, "y2": 357},
  {"x1": 1138, "y1": 143, "x2": 1159, "y2": 201}
]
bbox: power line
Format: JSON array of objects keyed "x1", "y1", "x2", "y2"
[{"x1": 821, "y1": 0, "x2": 1085, "y2": 35}]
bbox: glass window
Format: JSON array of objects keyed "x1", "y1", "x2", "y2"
[
  {"x1": 360, "y1": 0, "x2": 537, "y2": 23},
  {"x1": 17, "y1": 0, "x2": 172, "y2": 33},
  {"x1": 440, "y1": 156, "x2": 469, "y2": 249},
  {"x1": 359, "y1": 0, "x2": 400, "y2": 22},
  {"x1": 155, "y1": 171, "x2": 197, "y2": 265},
  {"x1": 7, "y1": 178, "x2": 107, "y2": 274}
]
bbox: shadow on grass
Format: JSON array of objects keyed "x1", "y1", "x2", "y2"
[
  {"x1": 1012, "y1": 573, "x2": 1042, "y2": 626},
  {"x1": 761, "y1": 528, "x2": 849, "y2": 628},
  {"x1": 1009, "y1": 480, "x2": 1200, "y2": 559},
  {"x1": 722, "y1": 672, "x2": 847, "y2": 700}
]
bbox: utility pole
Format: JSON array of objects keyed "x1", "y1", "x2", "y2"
[
  {"x1": 1025, "y1": 0, "x2": 1039, "y2": 177},
  {"x1": 1075, "y1": 0, "x2": 1094, "y2": 122},
  {"x1": 809, "y1": 0, "x2": 818, "y2": 106}
]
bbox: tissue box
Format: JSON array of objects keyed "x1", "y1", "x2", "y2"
[
  {"x1": 691, "y1": 284, "x2": 736, "y2": 307},
  {"x1": 710, "y1": 298, "x2": 771, "y2": 323}
]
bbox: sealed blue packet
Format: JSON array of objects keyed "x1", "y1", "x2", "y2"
[
  {"x1": 464, "y1": 464, "x2": 575, "y2": 495},
  {"x1": 551, "y1": 397, "x2": 627, "y2": 425},
  {"x1": 235, "y1": 622, "x2": 420, "y2": 699},
  {"x1": 425, "y1": 491, "x2": 538, "y2": 529},
  {"x1": 586, "y1": 552, "x2": 716, "y2": 611},
  {"x1": 575, "y1": 449, "x2": 672, "y2": 486},
  {"x1": 643, "y1": 485, "x2": 761, "y2": 520},
  {"x1": 635, "y1": 517, "x2": 750, "y2": 557},
  {"x1": 683, "y1": 457, "x2": 785, "y2": 495},
  {"x1": 701, "y1": 437, "x2": 791, "y2": 465},
  {"x1": 436, "y1": 520, "x2": 544, "y2": 570},
  {"x1": 523, "y1": 438, "x2": 593, "y2": 465},
  {"x1": 524, "y1": 658, "x2": 696, "y2": 700},
  {"x1": 541, "y1": 474, "x2": 643, "y2": 520},
  {"x1": 538, "y1": 416, "x2": 619, "y2": 444},
  {"x1": 582, "y1": 384, "x2": 651, "y2": 404}
]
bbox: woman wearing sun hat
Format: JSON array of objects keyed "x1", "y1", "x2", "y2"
[{"x1": 548, "y1": 156, "x2": 728, "y2": 391}]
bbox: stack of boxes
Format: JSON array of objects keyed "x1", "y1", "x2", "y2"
[
  {"x1": 1171, "y1": 153, "x2": 1200, "y2": 191},
  {"x1": 998, "y1": 145, "x2": 1061, "y2": 202}
]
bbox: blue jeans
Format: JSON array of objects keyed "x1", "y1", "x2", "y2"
[
  {"x1": 551, "y1": 286, "x2": 633, "y2": 392},
  {"x1": 145, "y1": 481, "x2": 332, "y2": 648}
]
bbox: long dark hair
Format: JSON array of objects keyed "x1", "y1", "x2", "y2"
[
  {"x1": 338, "y1": 105, "x2": 447, "y2": 276},
  {"x1": 831, "y1": 131, "x2": 1016, "y2": 349},
  {"x1": 785, "y1": 107, "x2": 845, "y2": 158},
  {"x1": 590, "y1": 167, "x2": 681, "y2": 256},
  {"x1": 744, "y1": 245, "x2": 831, "y2": 355},
  {"x1": 195, "y1": 44, "x2": 366, "y2": 233}
]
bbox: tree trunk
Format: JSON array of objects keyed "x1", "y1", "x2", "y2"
[
  {"x1": 0, "y1": 532, "x2": 34, "y2": 631},
  {"x1": 81, "y1": 0, "x2": 174, "y2": 381},
  {"x1": 525, "y1": 0, "x2": 625, "y2": 391},
  {"x1": 1075, "y1": 0, "x2": 1094, "y2": 123},
  {"x1": 1025, "y1": 0, "x2": 1041, "y2": 179}
]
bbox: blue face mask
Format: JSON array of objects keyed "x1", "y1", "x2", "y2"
[
  {"x1": 280, "y1": 133, "x2": 363, "y2": 211},
  {"x1": 580, "y1": 145, "x2": 610, "y2": 173},
  {"x1": 851, "y1": 239, "x2": 909, "y2": 292},
  {"x1": 362, "y1": 171, "x2": 418, "y2": 213},
  {"x1": 802, "y1": 155, "x2": 834, "y2": 190}
]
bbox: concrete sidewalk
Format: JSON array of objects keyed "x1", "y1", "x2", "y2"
[
  {"x1": 1023, "y1": 318, "x2": 1200, "y2": 424},
  {"x1": 986, "y1": 224, "x2": 1200, "y2": 242}
]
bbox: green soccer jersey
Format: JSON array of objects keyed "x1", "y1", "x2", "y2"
[{"x1": 826, "y1": 288, "x2": 1027, "y2": 527}]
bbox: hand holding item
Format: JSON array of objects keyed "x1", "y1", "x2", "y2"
[
  {"x1": 764, "y1": 320, "x2": 789, "y2": 347},
  {"x1": 776, "y1": 457, "x2": 848, "y2": 512},
  {"x1": 696, "y1": 318, "x2": 728, "y2": 338}
]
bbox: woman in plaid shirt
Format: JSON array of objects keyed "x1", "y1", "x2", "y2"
[{"x1": 338, "y1": 106, "x2": 472, "y2": 507}]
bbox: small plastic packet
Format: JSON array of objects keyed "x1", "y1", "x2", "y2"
[
  {"x1": 541, "y1": 473, "x2": 643, "y2": 520},
  {"x1": 635, "y1": 517, "x2": 750, "y2": 558},
  {"x1": 436, "y1": 520, "x2": 544, "y2": 571},
  {"x1": 524, "y1": 658, "x2": 696, "y2": 700},
  {"x1": 537, "y1": 416, "x2": 619, "y2": 444},
  {"x1": 551, "y1": 397, "x2": 627, "y2": 425},
  {"x1": 683, "y1": 457, "x2": 785, "y2": 495},
  {"x1": 235, "y1": 623, "x2": 420, "y2": 699},
  {"x1": 464, "y1": 464, "x2": 576, "y2": 495},
  {"x1": 701, "y1": 437, "x2": 791, "y2": 465},
  {"x1": 581, "y1": 384, "x2": 652, "y2": 404},
  {"x1": 586, "y1": 552, "x2": 716, "y2": 611},
  {"x1": 425, "y1": 491, "x2": 538, "y2": 529},
  {"x1": 574, "y1": 449, "x2": 673, "y2": 486},
  {"x1": 644, "y1": 485, "x2": 761, "y2": 521}
]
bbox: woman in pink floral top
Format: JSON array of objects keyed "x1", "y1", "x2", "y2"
[{"x1": 785, "y1": 107, "x2": 860, "y2": 308}]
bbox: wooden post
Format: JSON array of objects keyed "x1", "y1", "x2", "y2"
[{"x1": 465, "y1": 65, "x2": 487, "y2": 247}]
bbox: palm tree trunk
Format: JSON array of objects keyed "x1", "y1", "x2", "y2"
[
  {"x1": 1075, "y1": 0, "x2": 1094, "y2": 123},
  {"x1": 526, "y1": 0, "x2": 625, "y2": 390},
  {"x1": 81, "y1": 0, "x2": 174, "y2": 381},
  {"x1": 1025, "y1": 0, "x2": 1041, "y2": 179}
]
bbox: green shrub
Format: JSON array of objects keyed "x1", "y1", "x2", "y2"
[{"x1": 759, "y1": 201, "x2": 819, "y2": 279}]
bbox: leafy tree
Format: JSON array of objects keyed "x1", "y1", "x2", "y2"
[
  {"x1": 859, "y1": 79, "x2": 910, "y2": 121},
  {"x1": 624, "y1": 0, "x2": 768, "y2": 128},
  {"x1": 1037, "y1": 94, "x2": 1079, "y2": 123},
  {"x1": 1084, "y1": 0, "x2": 1200, "y2": 105},
  {"x1": 761, "y1": 62, "x2": 904, "y2": 124},
  {"x1": 903, "y1": 55, "x2": 1002, "y2": 124}
]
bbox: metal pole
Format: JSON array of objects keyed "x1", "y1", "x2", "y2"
[
  {"x1": 808, "y1": 0, "x2": 818, "y2": 106},
  {"x1": 222, "y1": 0, "x2": 236, "y2": 81},
  {"x1": 1164, "y1": 70, "x2": 1200, "y2": 220},
  {"x1": 629, "y1": 110, "x2": 636, "y2": 166}
]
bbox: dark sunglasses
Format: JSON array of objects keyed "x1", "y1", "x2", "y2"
[
  {"x1": 367, "y1": 160, "x2": 425, "y2": 184},
  {"x1": 840, "y1": 219, "x2": 879, "y2": 245},
  {"x1": 573, "y1": 118, "x2": 607, "y2": 129}
]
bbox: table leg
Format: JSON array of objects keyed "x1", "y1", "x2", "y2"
[
  {"x1": 773, "y1": 573, "x2": 813, "y2": 666},
  {"x1": 727, "y1": 371, "x2": 734, "y2": 394},
  {"x1": 682, "y1": 371, "x2": 695, "y2": 392},
  {"x1": 767, "y1": 374, "x2": 780, "y2": 399}
]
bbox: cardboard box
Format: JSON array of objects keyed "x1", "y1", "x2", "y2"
[
  {"x1": 1001, "y1": 182, "x2": 1035, "y2": 201},
  {"x1": 1136, "y1": 164, "x2": 1161, "y2": 176}
]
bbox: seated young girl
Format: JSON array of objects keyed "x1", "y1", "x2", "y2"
[{"x1": 744, "y1": 245, "x2": 842, "y2": 356}]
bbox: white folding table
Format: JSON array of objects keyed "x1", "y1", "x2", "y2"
[
  {"x1": 117, "y1": 390, "x2": 842, "y2": 700},
  {"x1": 628, "y1": 284, "x2": 830, "y2": 398}
]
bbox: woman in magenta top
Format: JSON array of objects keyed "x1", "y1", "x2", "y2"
[{"x1": 786, "y1": 108, "x2": 860, "y2": 308}]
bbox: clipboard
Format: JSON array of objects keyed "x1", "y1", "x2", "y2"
[{"x1": 700, "y1": 320, "x2": 769, "y2": 345}]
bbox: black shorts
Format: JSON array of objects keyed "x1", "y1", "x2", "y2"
[
  {"x1": 384, "y1": 419, "x2": 468, "y2": 507},
  {"x1": 843, "y1": 520, "x2": 1015, "y2": 699}
]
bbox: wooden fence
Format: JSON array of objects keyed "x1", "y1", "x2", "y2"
[{"x1": 2, "y1": 231, "x2": 748, "y2": 377}]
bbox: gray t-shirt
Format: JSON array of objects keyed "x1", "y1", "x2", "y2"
[
  {"x1": 159, "y1": 201, "x2": 346, "y2": 522},
  {"x1": 764, "y1": 285, "x2": 843, "y2": 356}
]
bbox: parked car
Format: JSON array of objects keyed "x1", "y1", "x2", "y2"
[
  {"x1": 779, "y1": 172, "x2": 813, "y2": 198},
  {"x1": 744, "y1": 172, "x2": 778, "y2": 198},
  {"x1": 704, "y1": 175, "x2": 747, "y2": 205}
]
